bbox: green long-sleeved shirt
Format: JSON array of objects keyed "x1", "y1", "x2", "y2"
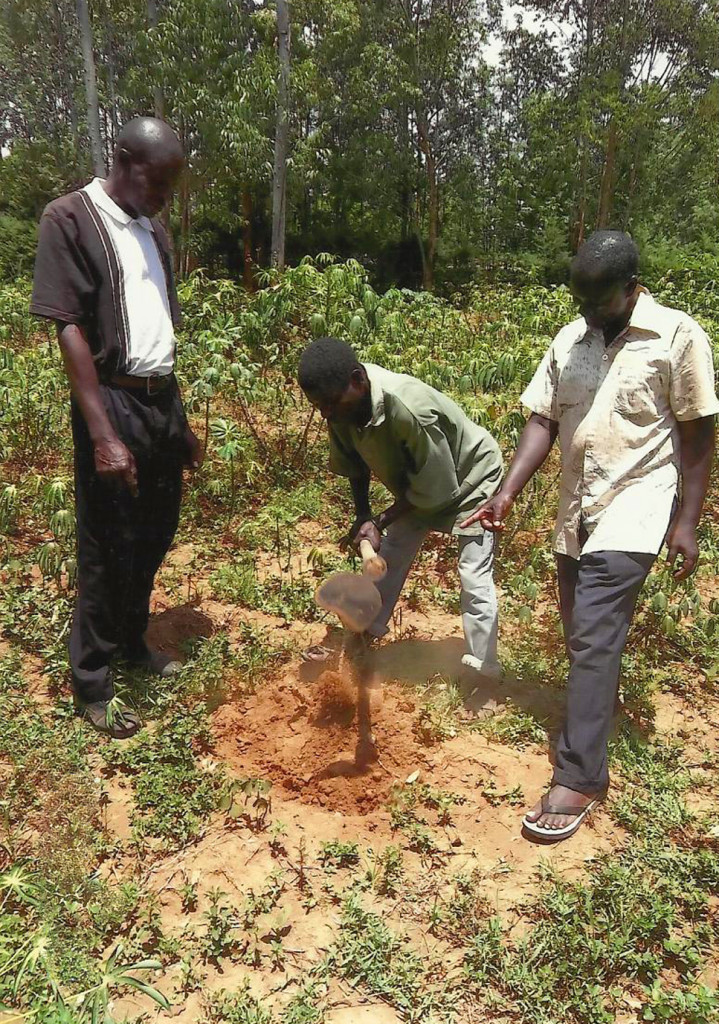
[{"x1": 328, "y1": 363, "x2": 503, "y2": 536}]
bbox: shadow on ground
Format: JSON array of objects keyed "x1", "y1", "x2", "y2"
[{"x1": 146, "y1": 602, "x2": 215, "y2": 657}]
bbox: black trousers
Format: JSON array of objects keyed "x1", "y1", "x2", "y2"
[
  {"x1": 553, "y1": 548, "x2": 655, "y2": 795},
  {"x1": 70, "y1": 381, "x2": 187, "y2": 703}
]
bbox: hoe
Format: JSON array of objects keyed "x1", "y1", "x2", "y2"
[{"x1": 315, "y1": 541, "x2": 387, "y2": 766}]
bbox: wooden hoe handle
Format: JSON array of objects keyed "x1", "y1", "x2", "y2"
[{"x1": 359, "y1": 539, "x2": 387, "y2": 581}]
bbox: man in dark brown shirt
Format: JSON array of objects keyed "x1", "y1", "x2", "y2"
[{"x1": 31, "y1": 117, "x2": 202, "y2": 738}]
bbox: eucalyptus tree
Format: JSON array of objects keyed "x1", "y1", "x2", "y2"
[
  {"x1": 270, "y1": 0, "x2": 290, "y2": 270},
  {"x1": 76, "y1": 0, "x2": 104, "y2": 175},
  {"x1": 0, "y1": 0, "x2": 83, "y2": 161},
  {"x1": 379, "y1": 0, "x2": 497, "y2": 290},
  {"x1": 515, "y1": 0, "x2": 719, "y2": 243},
  {"x1": 144, "y1": 0, "x2": 277, "y2": 279}
]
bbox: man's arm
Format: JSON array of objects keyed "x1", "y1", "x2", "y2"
[
  {"x1": 346, "y1": 468, "x2": 406, "y2": 553},
  {"x1": 350, "y1": 470, "x2": 372, "y2": 522},
  {"x1": 57, "y1": 322, "x2": 138, "y2": 494},
  {"x1": 460, "y1": 413, "x2": 558, "y2": 530},
  {"x1": 351, "y1": 494, "x2": 414, "y2": 551},
  {"x1": 666, "y1": 415, "x2": 715, "y2": 580}
]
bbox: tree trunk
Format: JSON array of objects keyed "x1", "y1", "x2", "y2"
[
  {"x1": 572, "y1": 0, "x2": 594, "y2": 249},
  {"x1": 106, "y1": 26, "x2": 119, "y2": 151},
  {"x1": 399, "y1": 102, "x2": 411, "y2": 241},
  {"x1": 76, "y1": 0, "x2": 104, "y2": 176},
  {"x1": 149, "y1": 0, "x2": 172, "y2": 242},
  {"x1": 574, "y1": 147, "x2": 588, "y2": 248},
  {"x1": 597, "y1": 0, "x2": 630, "y2": 230},
  {"x1": 242, "y1": 187, "x2": 254, "y2": 291},
  {"x1": 147, "y1": 0, "x2": 164, "y2": 119},
  {"x1": 52, "y1": 1, "x2": 81, "y2": 172},
  {"x1": 180, "y1": 171, "x2": 190, "y2": 276},
  {"x1": 597, "y1": 116, "x2": 618, "y2": 228},
  {"x1": 416, "y1": 111, "x2": 437, "y2": 292},
  {"x1": 270, "y1": 0, "x2": 290, "y2": 270},
  {"x1": 177, "y1": 116, "x2": 190, "y2": 275},
  {"x1": 624, "y1": 158, "x2": 638, "y2": 227}
]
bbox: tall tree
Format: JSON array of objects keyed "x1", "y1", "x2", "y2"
[
  {"x1": 517, "y1": 0, "x2": 719, "y2": 241},
  {"x1": 147, "y1": 0, "x2": 164, "y2": 118},
  {"x1": 76, "y1": 0, "x2": 104, "y2": 175},
  {"x1": 388, "y1": 0, "x2": 492, "y2": 290},
  {"x1": 147, "y1": 0, "x2": 275, "y2": 275},
  {"x1": 270, "y1": 0, "x2": 291, "y2": 270}
]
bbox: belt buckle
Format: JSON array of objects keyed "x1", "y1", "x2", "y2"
[{"x1": 146, "y1": 374, "x2": 160, "y2": 396}]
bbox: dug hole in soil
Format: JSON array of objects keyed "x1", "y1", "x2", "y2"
[{"x1": 212, "y1": 659, "x2": 429, "y2": 816}]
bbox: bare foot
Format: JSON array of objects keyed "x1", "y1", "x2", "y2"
[{"x1": 524, "y1": 784, "x2": 598, "y2": 831}]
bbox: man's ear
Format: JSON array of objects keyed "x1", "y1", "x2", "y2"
[
  {"x1": 350, "y1": 367, "x2": 366, "y2": 390},
  {"x1": 625, "y1": 276, "x2": 639, "y2": 296}
]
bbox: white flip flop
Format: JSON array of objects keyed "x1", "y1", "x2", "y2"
[
  {"x1": 522, "y1": 791, "x2": 605, "y2": 841},
  {"x1": 301, "y1": 644, "x2": 335, "y2": 663}
]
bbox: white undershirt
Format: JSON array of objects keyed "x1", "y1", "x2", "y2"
[{"x1": 83, "y1": 177, "x2": 175, "y2": 376}]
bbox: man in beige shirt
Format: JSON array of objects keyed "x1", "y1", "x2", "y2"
[{"x1": 463, "y1": 230, "x2": 718, "y2": 841}]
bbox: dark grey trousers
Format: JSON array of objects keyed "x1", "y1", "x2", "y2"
[{"x1": 553, "y1": 547, "x2": 655, "y2": 795}]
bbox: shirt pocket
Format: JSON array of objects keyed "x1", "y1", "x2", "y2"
[
  {"x1": 613, "y1": 373, "x2": 660, "y2": 427},
  {"x1": 555, "y1": 344, "x2": 597, "y2": 415}
]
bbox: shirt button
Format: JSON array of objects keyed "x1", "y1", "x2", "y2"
[{"x1": 602, "y1": 353, "x2": 608, "y2": 361}]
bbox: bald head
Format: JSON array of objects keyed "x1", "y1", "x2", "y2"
[
  {"x1": 107, "y1": 117, "x2": 184, "y2": 219},
  {"x1": 115, "y1": 117, "x2": 184, "y2": 166}
]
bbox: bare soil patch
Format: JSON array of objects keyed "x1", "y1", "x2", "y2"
[{"x1": 213, "y1": 664, "x2": 428, "y2": 815}]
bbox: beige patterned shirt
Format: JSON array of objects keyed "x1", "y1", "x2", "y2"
[{"x1": 521, "y1": 290, "x2": 719, "y2": 558}]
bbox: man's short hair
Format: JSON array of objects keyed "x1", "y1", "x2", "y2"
[
  {"x1": 571, "y1": 230, "x2": 640, "y2": 286},
  {"x1": 298, "y1": 337, "x2": 361, "y2": 397}
]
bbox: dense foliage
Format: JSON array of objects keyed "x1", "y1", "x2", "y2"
[{"x1": 2, "y1": 0, "x2": 719, "y2": 290}]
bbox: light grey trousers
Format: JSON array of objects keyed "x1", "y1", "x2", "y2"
[{"x1": 366, "y1": 517, "x2": 500, "y2": 673}]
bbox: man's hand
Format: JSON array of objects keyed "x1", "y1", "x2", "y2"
[
  {"x1": 341, "y1": 518, "x2": 381, "y2": 553},
  {"x1": 666, "y1": 518, "x2": 699, "y2": 580},
  {"x1": 460, "y1": 490, "x2": 515, "y2": 532},
  {"x1": 353, "y1": 519, "x2": 381, "y2": 552},
  {"x1": 94, "y1": 437, "x2": 138, "y2": 496},
  {"x1": 184, "y1": 427, "x2": 204, "y2": 471}
]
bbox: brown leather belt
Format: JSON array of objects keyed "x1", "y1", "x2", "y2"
[{"x1": 108, "y1": 372, "x2": 175, "y2": 395}]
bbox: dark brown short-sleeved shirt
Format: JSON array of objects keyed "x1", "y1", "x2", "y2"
[{"x1": 30, "y1": 188, "x2": 181, "y2": 377}]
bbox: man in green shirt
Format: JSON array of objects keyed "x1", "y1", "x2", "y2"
[{"x1": 298, "y1": 337, "x2": 504, "y2": 679}]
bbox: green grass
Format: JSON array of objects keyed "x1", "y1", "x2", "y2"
[
  {"x1": 211, "y1": 556, "x2": 321, "y2": 622},
  {"x1": 330, "y1": 895, "x2": 453, "y2": 1022},
  {"x1": 462, "y1": 841, "x2": 719, "y2": 1023},
  {"x1": 476, "y1": 699, "x2": 549, "y2": 748},
  {"x1": 101, "y1": 703, "x2": 227, "y2": 849}
]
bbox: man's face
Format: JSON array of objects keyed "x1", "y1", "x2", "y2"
[
  {"x1": 570, "y1": 271, "x2": 636, "y2": 332},
  {"x1": 304, "y1": 370, "x2": 369, "y2": 425},
  {"x1": 125, "y1": 154, "x2": 184, "y2": 218}
]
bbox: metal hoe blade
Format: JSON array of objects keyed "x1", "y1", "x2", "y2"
[{"x1": 315, "y1": 571, "x2": 383, "y2": 633}]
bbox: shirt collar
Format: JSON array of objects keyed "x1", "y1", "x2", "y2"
[
  {"x1": 582, "y1": 287, "x2": 658, "y2": 342},
  {"x1": 86, "y1": 177, "x2": 154, "y2": 232},
  {"x1": 625, "y1": 287, "x2": 658, "y2": 333},
  {"x1": 362, "y1": 364, "x2": 386, "y2": 428}
]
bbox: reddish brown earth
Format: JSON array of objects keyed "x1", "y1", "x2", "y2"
[{"x1": 212, "y1": 666, "x2": 429, "y2": 814}]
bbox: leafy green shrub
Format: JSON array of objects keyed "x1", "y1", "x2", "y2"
[
  {"x1": 102, "y1": 704, "x2": 225, "y2": 848},
  {"x1": 0, "y1": 216, "x2": 37, "y2": 281}
]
